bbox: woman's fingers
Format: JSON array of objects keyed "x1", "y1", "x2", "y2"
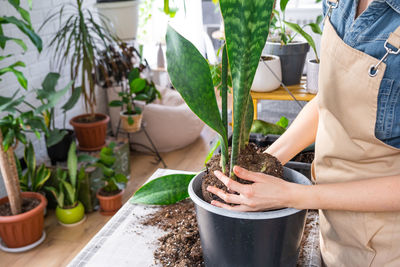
[
  {"x1": 207, "y1": 186, "x2": 243, "y2": 204},
  {"x1": 233, "y1": 166, "x2": 264, "y2": 182},
  {"x1": 210, "y1": 200, "x2": 255, "y2": 212}
]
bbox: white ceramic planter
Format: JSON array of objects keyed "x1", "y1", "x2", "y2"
[
  {"x1": 306, "y1": 59, "x2": 319, "y2": 94},
  {"x1": 120, "y1": 111, "x2": 143, "y2": 133},
  {"x1": 95, "y1": 0, "x2": 140, "y2": 41},
  {"x1": 251, "y1": 55, "x2": 282, "y2": 92}
]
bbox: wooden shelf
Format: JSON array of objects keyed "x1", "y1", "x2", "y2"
[{"x1": 251, "y1": 77, "x2": 315, "y2": 119}]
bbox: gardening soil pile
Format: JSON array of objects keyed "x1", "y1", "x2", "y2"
[{"x1": 144, "y1": 201, "x2": 320, "y2": 267}]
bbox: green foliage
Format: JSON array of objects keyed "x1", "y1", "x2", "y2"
[
  {"x1": 41, "y1": 0, "x2": 117, "y2": 116},
  {"x1": 108, "y1": 68, "x2": 160, "y2": 124},
  {"x1": 131, "y1": 174, "x2": 195, "y2": 205},
  {"x1": 45, "y1": 142, "x2": 87, "y2": 208},
  {"x1": 276, "y1": 116, "x2": 289, "y2": 129},
  {"x1": 93, "y1": 142, "x2": 128, "y2": 193},
  {"x1": 18, "y1": 142, "x2": 51, "y2": 192},
  {"x1": 251, "y1": 119, "x2": 287, "y2": 136}
]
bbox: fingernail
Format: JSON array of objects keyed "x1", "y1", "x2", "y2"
[{"x1": 207, "y1": 186, "x2": 211, "y2": 191}]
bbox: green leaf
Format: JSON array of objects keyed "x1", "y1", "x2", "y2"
[
  {"x1": 219, "y1": 0, "x2": 274, "y2": 176},
  {"x1": 24, "y1": 142, "x2": 35, "y2": 179},
  {"x1": 241, "y1": 94, "x2": 254, "y2": 149},
  {"x1": 61, "y1": 87, "x2": 81, "y2": 112},
  {"x1": 33, "y1": 165, "x2": 51, "y2": 191},
  {"x1": 115, "y1": 173, "x2": 128, "y2": 183},
  {"x1": 166, "y1": 26, "x2": 227, "y2": 144},
  {"x1": 61, "y1": 180, "x2": 76, "y2": 205},
  {"x1": 128, "y1": 68, "x2": 140, "y2": 82},
  {"x1": 109, "y1": 100, "x2": 124, "y2": 107},
  {"x1": 205, "y1": 139, "x2": 220, "y2": 165},
  {"x1": 131, "y1": 174, "x2": 195, "y2": 205},
  {"x1": 276, "y1": 116, "x2": 289, "y2": 129},
  {"x1": 77, "y1": 154, "x2": 98, "y2": 163},
  {"x1": 41, "y1": 72, "x2": 60, "y2": 92},
  {"x1": 67, "y1": 142, "x2": 77, "y2": 188},
  {"x1": 133, "y1": 93, "x2": 148, "y2": 101},
  {"x1": 0, "y1": 62, "x2": 28, "y2": 89},
  {"x1": 36, "y1": 81, "x2": 72, "y2": 114},
  {"x1": 46, "y1": 129, "x2": 67, "y2": 147},
  {"x1": 308, "y1": 23, "x2": 322, "y2": 35},
  {"x1": 0, "y1": 36, "x2": 27, "y2": 51},
  {"x1": 45, "y1": 186, "x2": 64, "y2": 207},
  {"x1": 280, "y1": 0, "x2": 290, "y2": 12},
  {"x1": 130, "y1": 78, "x2": 146, "y2": 94},
  {"x1": 99, "y1": 148, "x2": 116, "y2": 166},
  {"x1": 127, "y1": 116, "x2": 134, "y2": 125},
  {"x1": 284, "y1": 20, "x2": 317, "y2": 61},
  {"x1": 94, "y1": 162, "x2": 114, "y2": 177}
]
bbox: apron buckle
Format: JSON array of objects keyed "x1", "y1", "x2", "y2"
[
  {"x1": 368, "y1": 40, "x2": 400, "y2": 77},
  {"x1": 324, "y1": 0, "x2": 339, "y2": 23}
]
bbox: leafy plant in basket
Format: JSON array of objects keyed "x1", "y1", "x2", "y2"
[
  {"x1": 132, "y1": 1, "x2": 312, "y2": 266},
  {"x1": 45, "y1": 142, "x2": 87, "y2": 225},
  {"x1": 109, "y1": 67, "x2": 160, "y2": 133},
  {"x1": 41, "y1": 0, "x2": 118, "y2": 151},
  {"x1": 94, "y1": 142, "x2": 128, "y2": 215}
]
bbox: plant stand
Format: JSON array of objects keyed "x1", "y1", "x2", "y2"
[{"x1": 115, "y1": 119, "x2": 167, "y2": 168}]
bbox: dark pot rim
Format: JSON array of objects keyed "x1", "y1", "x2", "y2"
[{"x1": 188, "y1": 167, "x2": 312, "y2": 220}]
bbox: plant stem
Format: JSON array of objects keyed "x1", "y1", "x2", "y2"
[
  {"x1": 220, "y1": 44, "x2": 229, "y2": 173},
  {"x1": 0, "y1": 132, "x2": 22, "y2": 215}
]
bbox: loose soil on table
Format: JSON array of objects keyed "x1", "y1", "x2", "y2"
[
  {"x1": 142, "y1": 200, "x2": 203, "y2": 267},
  {"x1": 143, "y1": 200, "x2": 319, "y2": 267},
  {"x1": 202, "y1": 143, "x2": 283, "y2": 203},
  {"x1": 0, "y1": 198, "x2": 40, "y2": 216},
  {"x1": 98, "y1": 188, "x2": 121, "y2": 197}
]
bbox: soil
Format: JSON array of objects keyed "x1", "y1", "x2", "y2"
[
  {"x1": 143, "y1": 200, "x2": 319, "y2": 267},
  {"x1": 74, "y1": 114, "x2": 106, "y2": 123},
  {"x1": 142, "y1": 200, "x2": 203, "y2": 267},
  {"x1": 261, "y1": 55, "x2": 275, "y2": 61},
  {"x1": 201, "y1": 143, "x2": 283, "y2": 204},
  {"x1": 292, "y1": 152, "x2": 314, "y2": 164},
  {"x1": 0, "y1": 198, "x2": 40, "y2": 216},
  {"x1": 98, "y1": 188, "x2": 121, "y2": 197}
]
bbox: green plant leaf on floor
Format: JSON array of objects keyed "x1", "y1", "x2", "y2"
[{"x1": 131, "y1": 174, "x2": 196, "y2": 205}]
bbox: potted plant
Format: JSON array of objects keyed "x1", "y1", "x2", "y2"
[
  {"x1": 45, "y1": 142, "x2": 87, "y2": 226},
  {"x1": 41, "y1": 0, "x2": 118, "y2": 151},
  {"x1": 251, "y1": 55, "x2": 282, "y2": 92},
  {"x1": 264, "y1": 0, "x2": 322, "y2": 86},
  {"x1": 305, "y1": 16, "x2": 323, "y2": 94},
  {"x1": 33, "y1": 72, "x2": 81, "y2": 164},
  {"x1": 108, "y1": 67, "x2": 160, "y2": 133},
  {"x1": 94, "y1": 142, "x2": 128, "y2": 215},
  {"x1": 0, "y1": 1, "x2": 49, "y2": 249},
  {"x1": 132, "y1": 0, "x2": 312, "y2": 265}
]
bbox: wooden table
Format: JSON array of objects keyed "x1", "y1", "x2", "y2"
[{"x1": 251, "y1": 77, "x2": 316, "y2": 119}]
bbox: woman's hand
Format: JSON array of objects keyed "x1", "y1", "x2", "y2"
[{"x1": 207, "y1": 165, "x2": 295, "y2": 212}]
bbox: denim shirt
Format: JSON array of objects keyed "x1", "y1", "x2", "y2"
[{"x1": 323, "y1": 0, "x2": 400, "y2": 148}]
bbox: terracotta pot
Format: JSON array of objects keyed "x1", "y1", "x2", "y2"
[
  {"x1": 120, "y1": 111, "x2": 142, "y2": 133},
  {"x1": 96, "y1": 189, "x2": 124, "y2": 216},
  {"x1": 70, "y1": 113, "x2": 110, "y2": 151},
  {"x1": 0, "y1": 192, "x2": 47, "y2": 248}
]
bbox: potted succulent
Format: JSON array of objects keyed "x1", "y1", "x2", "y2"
[
  {"x1": 108, "y1": 67, "x2": 160, "y2": 133},
  {"x1": 45, "y1": 142, "x2": 86, "y2": 226},
  {"x1": 264, "y1": 0, "x2": 322, "y2": 86},
  {"x1": 41, "y1": 0, "x2": 118, "y2": 151},
  {"x1": 94, "y1": 142, "x2": 128, "y2": 215},
  {"x1": 0, "y1": 1, "x2": 49, "y2": 249},
  {"x1": 132, "y1": 0, "x2": 312, "y2": 265},
  {"x1": 33, "y1": 73, "x2": 81, "y2": 164}
]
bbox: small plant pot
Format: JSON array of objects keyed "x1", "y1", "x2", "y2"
[
  {"x1": 251, "y1": 55, "x2": 282, "y2": 92},
  {"x1": 188, "y1": 168, "x2": 312, "y2": 266},
  {"x1": 55, "y1": 201, "x2": 85, "y2": 225},
  {"x1": 96, "y1": 189, "x2": 124, "y2": 216},
  {"x1": 120, "y1": 111, "x2": 142, "y2": 133},
  {"x1": 263, "y1": 41, "x2": 310, "y2": 85},
  {"x1": 0, "y1": 192, "x2": 47, "y2": 248},
  {"x1": 306, "y1": 59, "x2": 320, "y2": 94},
  {"x1": 95, "y1": 0, "x2": 140, "y2": 41},
  {"x1": 46, "y1": 129, "x2": 75, "y2": 165},
  {"x1": 70, "y1": 113, "x2": 110, "y2": 151}
]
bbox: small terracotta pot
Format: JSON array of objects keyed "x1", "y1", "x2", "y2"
[
  {"x1": 0, "y1": 192, "x2": 47, "y2": 248},
  {"x1": 70, "y1": 113, "x2": 110, "y2": 151},
  {"x1": 120, "y1": 111, "x2": 142, "y2": 133},
  {"x1": 97, "y1": 189, "x2": 124, "y2": 216}
]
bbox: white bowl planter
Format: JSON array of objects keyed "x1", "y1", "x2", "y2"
[
  {"x1": 251, "y1": 55, "x2": 281, "y2": 92},
  {"x1": 306, "y1": 59, "x2": 319, "y2": 94},
  {"x1": 95, "y1": 0, "x2": 140, "y2": 41}
]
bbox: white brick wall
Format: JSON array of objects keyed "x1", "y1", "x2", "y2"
[{"x1": 0, "y1": 0, "x2": 107, "y2": 198}]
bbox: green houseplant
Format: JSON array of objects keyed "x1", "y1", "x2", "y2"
[
  {"x1": 0, "y1": 0, "x2": 48, "y2": 249},
  {"x1": 41, "y1": 0, "x2": 118, "y2": 151},
  {"x1": 264, "y1": 0, "x2": 322, "y2": 85},
  {"x1": 45, "y1": 142, "x2": 86, "y2": 225},
  {"x1": 132, "y1": 0, "x2": 312, "y2": 265},
  {"x1": 109, "y1": 67, "x2": 160, "y2": 132},
  {"x1": 94, "y1": 142, "x2": 128, "y2": 215}
]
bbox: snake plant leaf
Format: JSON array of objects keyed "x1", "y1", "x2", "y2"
[
  {"x1": 61, "y1": 180, "x2": 76, "y2": 205},
  {"x1": 45, "y1": 186, "x2": 64, "y2": 208},
  {"x1": 219, "y1": 0, "x2": 274, "y2": 176},
  {"x1": 24, "y1": 142, "x2": 36, "y2": 179},
  {"x1": 166, "y1": 25, "x2": 227, "y2": 142},
  {"x1": 68, "y1": 142, "x2": 77, "y2": 189},
  {"x1": 241, "y1": 94, "x2": 254, "y2": 149},
  {"x1": 131, "y1": 173, "x2": 195, "y2": 205},
  {"x1": 33, "y1": 165, "x2": 51, "y2": 192}
]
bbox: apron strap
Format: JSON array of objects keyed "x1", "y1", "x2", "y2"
[{"x1": 387, "y1": 26, "x2": 400, "y2": 49}]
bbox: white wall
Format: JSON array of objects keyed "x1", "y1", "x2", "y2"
[{"x1": 0, "y1": 0, "x2": 106, "y2": 197}]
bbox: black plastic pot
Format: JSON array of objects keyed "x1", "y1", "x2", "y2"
[
  {"x1": 46, "y1": 129, "x2": 75, "y2": 165},
  {"x1": 263, "y1": 41, "x2": 310, "y2": 85},
  {"x1": 189, "y1": 168, "x2": 312, "y2": 267}
]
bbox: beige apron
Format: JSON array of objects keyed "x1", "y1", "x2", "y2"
[{"x1": 315, "y1": 1, "x2": 400, "y2": 266}]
